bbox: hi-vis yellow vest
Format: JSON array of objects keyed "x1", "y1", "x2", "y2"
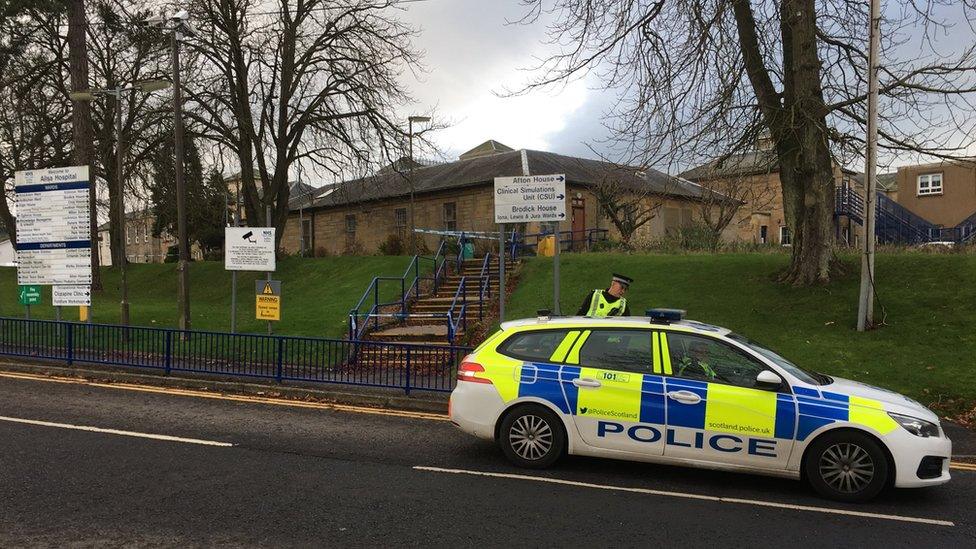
[{"x1": 585, "y1": 289, "x2": 627, "y2": 317}]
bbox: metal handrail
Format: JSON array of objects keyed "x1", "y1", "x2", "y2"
[
  {"x1": 446, "y1": 277, "x2": 467, "y2": 345},
  {"x1": 348, "y1": 240, "x2": 448, "y2": 340}
]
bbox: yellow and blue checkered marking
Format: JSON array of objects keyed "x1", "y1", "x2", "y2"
[{"x1": 503, "y1": 358, "x2": 893, "y2": 442}]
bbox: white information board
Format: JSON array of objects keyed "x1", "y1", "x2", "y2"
[
  {"x1": 15, "y1": 166, "x2": 92, "y2": 285},
  {"x1": 493, "y1": 174, "x2": 567, "y2": 223},
  {"x1": 53, "y1": 285, "x2": 92, "y2": 306},
  {"x1": 225, "y1": 227, "x2": 276, "y2": 271}
]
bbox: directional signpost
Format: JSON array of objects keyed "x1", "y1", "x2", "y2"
[
  {"x1": 53, "y1": 285, "x2": 92, "y2": 306},
  {"x1": 494, "y1": 174, "x2": 568, "y2": 317},
  {"x1": 493, "y1": 174, "x2": 566, "y2": 223},
  {"x1": 14, "y1": 167, "x2": 92, "y2": 286}
]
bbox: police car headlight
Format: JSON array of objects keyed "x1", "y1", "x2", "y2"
[{"x1": 888, "y1": 412, "x2": 940, "y2": 438}]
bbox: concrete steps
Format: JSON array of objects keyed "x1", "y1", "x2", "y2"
[{"x1": 363, "y1": 256, "x2": 516, "y2": 347}]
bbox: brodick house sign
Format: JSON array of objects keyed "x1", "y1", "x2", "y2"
[{"x1": 493, "y1": 174, "x2": 567, "y2": 223}]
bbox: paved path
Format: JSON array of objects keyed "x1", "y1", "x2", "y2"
[{"x1": 0, "y1": 370, "x2": 972, "y2": 547}]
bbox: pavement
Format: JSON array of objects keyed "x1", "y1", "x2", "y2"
[{"x1": 1, "y1": 368, "x2": 974, "y2": 548}]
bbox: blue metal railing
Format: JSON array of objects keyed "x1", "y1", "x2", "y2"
[
  {"x1": 349, "y1": 240, "x2": 448, "y2": 340},
  {"x1": 0, "y1": 317, "x2": 469, "y2": 394},
  {"x1": 835, "y1": 186, "x2": 976, "y2": 244},
  {"x1": 444, "y1": 252, "x2": 497, "y2": 345}
]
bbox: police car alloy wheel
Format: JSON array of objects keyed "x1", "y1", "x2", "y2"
[
  {"x1": 499, "y1": 405, "x2": 565, "y2": 468},
  {"x1": 804, "y1": 431, "x2": 890, "y2": 502}
]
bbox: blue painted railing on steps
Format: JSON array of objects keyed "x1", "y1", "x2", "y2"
[
  {"x1": 835, "y1": 186, "x2": 976, "y2": 244},
  {"x1": 446, "y1": 252, "x2": 494, "y2": 345},
  {"x1": 348, "y1": 240, "x2": 448, "y2": 340}
]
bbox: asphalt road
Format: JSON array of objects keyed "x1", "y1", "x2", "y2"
[{"x1": 0, "y1": 371, "x2": 973, "y2": 548}]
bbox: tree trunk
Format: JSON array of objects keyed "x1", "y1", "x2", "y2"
[
  {"x1": 107, "y1": 158, "x2": 126, "y2": 267},
  {"x1": 67, "y1": 0, "x2": 101, "y2": 289},
  {"x1": 732, "y1": 0, "x2": 836, "y2": 284},
  {"x1": 776, "y1": 0, "x2": 836, "y2": 285}
]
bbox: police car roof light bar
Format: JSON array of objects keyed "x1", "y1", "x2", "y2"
[{"x1": 646, "y1": 308, "x2": 686, "y2": 323}]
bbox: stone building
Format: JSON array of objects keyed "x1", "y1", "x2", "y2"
[
  {"x1": 279, "y1": 140, "x2": 722, "y2": 255},
  {"x1": 96, "y1": 210, "x2": 203, "y2": 265},
  {"x1": 889, "y1": 160, "x2": 976, "y2": 228},
  {"x1": 681, "y1": 149, "x2": 863, "y2": 246}
]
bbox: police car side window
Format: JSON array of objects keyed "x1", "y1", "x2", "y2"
[
  {"x1": 497, "y1": 330, "x2": 570, "y2": 362},
  {"x1": 576, "y1": 330, "x2": 653, "y2": 373},
  {"x1": 666, "y1": 333, "x2": 772, "y2": 389}
]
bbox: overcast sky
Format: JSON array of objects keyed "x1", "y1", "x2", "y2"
[
  {"x1": 397, "y1": 0, "x2": 612, "y2": 162},
  {"x1": 396, "y1": 0, "x2": 976, "y2": 171}
]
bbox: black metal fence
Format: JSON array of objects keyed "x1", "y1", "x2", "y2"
[{"x1": 0, "y1": 317, "x2": 469, "y2": 394}]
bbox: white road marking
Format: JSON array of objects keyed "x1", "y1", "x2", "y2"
[
  {"x1": 0, "y1": 415, "x2": 234, "y2": 447},
  {"x1": 413, "y1": 466, "x2": 955, "y2": 527}
]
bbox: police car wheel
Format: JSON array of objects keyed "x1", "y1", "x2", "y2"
[
  {"x1": 804, "y1": 431, "x2": 890, "y2": 503},
  {"x1": 498, "y1": 405, "x2": 565, "y2": 469}
]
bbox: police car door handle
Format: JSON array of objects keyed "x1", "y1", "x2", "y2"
[
  {"x1": 667, "y1": 390, "x2": 701, "y2": 404},
  {"x1": 573, "y1": 378, "x2": 602, "y2": 389}
]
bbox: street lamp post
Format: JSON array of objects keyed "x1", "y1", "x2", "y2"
[
  {"x1": 145, "y1": 9, "x2": 195, "y2": 332},
  {"x1": 70, "y1": 80, "x2": 170, "y2": 326},
  {"x1": 407, "y1": 115, "x2": 430, "y2": 255},
  {"x1": 171, "y1": 28, "x2": 191, "y2": 331}
]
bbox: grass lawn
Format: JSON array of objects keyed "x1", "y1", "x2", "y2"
[
  {"x1": 0, "y1": 256, "x2": 419, "y2": 339},
  {"x1": 506, "y1": 252, "x2": 976, "y2": 418}
]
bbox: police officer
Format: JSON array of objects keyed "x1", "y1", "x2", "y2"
[
  {"x1": 576, "y1": 273, "x2": 632, "y2": 317},
  {"x1": 677, "y1": 340, "x2": 717, "y2": 380}
]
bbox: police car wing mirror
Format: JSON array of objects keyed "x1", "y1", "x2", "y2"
[{"x1": 756, "y1": 370, "x2": 782, "y2": 387}]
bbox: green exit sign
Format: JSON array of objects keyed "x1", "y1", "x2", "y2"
[{"x1": 18, "y1": 285, "x2": 41, "y2": 306}]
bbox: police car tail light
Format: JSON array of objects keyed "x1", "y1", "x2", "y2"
[{"x1": 457, "y1": 360, "x2": 491, "y2": 384}]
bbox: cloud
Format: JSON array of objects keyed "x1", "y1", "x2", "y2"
[{"x1": 398, "y1": 0, "x2": 608, "y2": 160}]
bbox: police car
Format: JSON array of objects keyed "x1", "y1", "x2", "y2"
[{"x1": 449, "y1": 310, "x2": 952, "y2": 502}]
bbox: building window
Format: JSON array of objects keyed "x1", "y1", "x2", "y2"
[
  {"x1": 394, "y1": 208, "x2": 407, "y2": 237},
  {"x1": 759, "y1": 225, "x2": 768, "y2": 244},
  {"x1": 917, "y1": 173, "x2": 943, "y2": 196},
  {"x1": 443, "y1": 202, "x2": 457, "y2": 232},
  {"x1": 126, "y1": 227, "x2": 132, "y2": 245},
  {"x1": 144, "y1": 224, "x2": 149, "y2": 243},
  {"x1": 345, "y1": 214, "x2": 357, "y2": 235},
  {"x1": 780, "y1": 226, "x2": 791, "y2": 246}
]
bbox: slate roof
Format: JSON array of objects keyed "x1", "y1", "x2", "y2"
[
  {"x1": 679, "y1": 150, "x2": 779, "y2": 181},
  {"x1": 299, "y1": 148, "x2": 716, "y2": 211}
]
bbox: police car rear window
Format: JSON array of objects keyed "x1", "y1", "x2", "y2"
[{"x1": 496, "y1": 330, "x2": 571, "y2": 362}]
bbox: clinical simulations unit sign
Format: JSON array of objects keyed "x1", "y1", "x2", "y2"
[
  {"x1": 493, "y1": 174, "x2": 567, "y2": 223},
  {"x1": 15, "y1": 166, "x2": 92, "y2": 285}
]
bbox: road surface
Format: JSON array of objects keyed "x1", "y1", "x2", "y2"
[{"x1": 0, "y1": 370, "x2": 973, "y2": 547}]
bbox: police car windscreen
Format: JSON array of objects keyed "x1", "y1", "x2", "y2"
[{"x1": 727, "y1": 333, "x2": 822, "y2": 385}]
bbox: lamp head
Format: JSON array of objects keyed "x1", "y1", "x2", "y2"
[{"x1": 136, "y1": 80, "x2": 171, "y2": 93}]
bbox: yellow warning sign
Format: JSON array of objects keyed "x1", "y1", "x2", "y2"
[
  {"x1": 256, "y1": 295, "x2": 280, "y2": 321},
  {"x1": 263, "y1": 283, "x2": 274, "y2": 295}
]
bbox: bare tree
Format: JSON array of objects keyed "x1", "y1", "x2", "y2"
[
  {"x1": 592, "y1": 178, "x2": 665, "y2": 244},
  {"x1": 0, "y1": 1, "x2": 72, "y2": 244},
  {"x1": 515, "y1": 0, "x2": 976, "y2": 284},
  {"x1": 84, "y1": 0, "x2": 171, "y2": 265},
  {"x1": 690, "y1": 171, "x2": 778, "y2": 249},
  {"x1": 185, "y1": 0, "x2": 422, "y2": 247}
]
